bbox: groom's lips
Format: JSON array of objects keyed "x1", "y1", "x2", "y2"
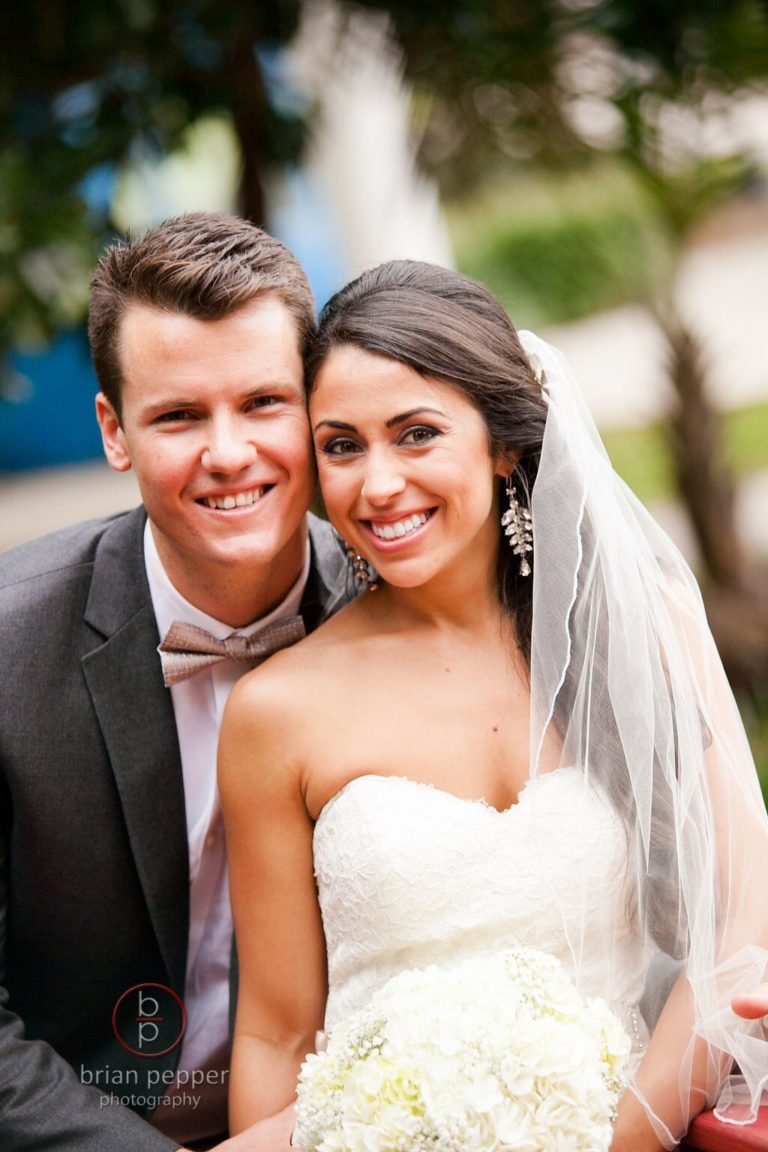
[{"x1": 195, "y1": 484, "x2": 275, "y2": 511}]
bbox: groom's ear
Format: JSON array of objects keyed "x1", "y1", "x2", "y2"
[{"x1": 96, "y1": 393, "x2": 132, "y2": 473}]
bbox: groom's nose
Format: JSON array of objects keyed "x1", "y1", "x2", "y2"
[{"x1": 201, "y1": 414, "x2": 258, "y2": 474}]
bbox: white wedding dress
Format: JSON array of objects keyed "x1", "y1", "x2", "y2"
[{"x1": 313, "y1": 769, "x2": 652, "y2": 1062}]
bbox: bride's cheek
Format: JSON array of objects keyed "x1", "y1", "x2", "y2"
[{"x1": 320, "y1": 473, "x2": 352, "y2": 516}]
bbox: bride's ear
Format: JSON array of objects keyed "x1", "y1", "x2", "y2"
[{"x1": 494, "y1": 451, "x2": 520, "y2": 479}]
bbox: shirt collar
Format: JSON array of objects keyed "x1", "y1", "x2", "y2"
[{"x1": 143, "y1": 520, "x2": 311, "y2": 642}]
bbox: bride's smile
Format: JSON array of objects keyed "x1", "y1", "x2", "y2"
[
  {"x1": 310, "y1": 344, "x2": 509, "y2": 590},
  {"x1": 367, "y1": 508, "x2": 433, "y2": 542}
]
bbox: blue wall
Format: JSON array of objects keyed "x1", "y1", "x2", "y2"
[{"x1": 0, "y1": 331, "x2": 104, "y2": 472}]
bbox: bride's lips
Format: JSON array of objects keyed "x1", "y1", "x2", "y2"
[{"x1": 361, "y1": 508, "x2": 436, "y2": 548}]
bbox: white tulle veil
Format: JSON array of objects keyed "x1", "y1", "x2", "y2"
[{"x1": 519, "y1": 330, "x2": 768, "y2": 1143}]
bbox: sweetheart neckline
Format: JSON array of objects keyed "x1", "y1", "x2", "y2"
[{"x1": 313, "y1": 766, "x2": 579, "y2": 829}]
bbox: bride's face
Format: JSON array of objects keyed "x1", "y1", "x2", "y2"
[{"x1": 310, "y1": 344, "x2": 509, "y2": 590}]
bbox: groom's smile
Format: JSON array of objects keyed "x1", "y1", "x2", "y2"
[{"x1": 196, "y1": 485, "x2": 271, "y2": 510}]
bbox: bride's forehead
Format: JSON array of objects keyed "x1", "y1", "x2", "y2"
[
  {"x1": 312, "y1": 343, "x2": 414, "y2": 385},
  {"x1": 310, "y1": 347, "x2": 478, "y2": 418}
]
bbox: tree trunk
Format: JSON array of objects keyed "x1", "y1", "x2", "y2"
[
  {"x1": 225, "y1": 24, "x2": 269, "y2": 225},
  {"x1": 659, "y1": 308, "x2": 743, "y2": 587},
  {"x1": 659, "y1": 307, "x2": 768, "y2": 696}
]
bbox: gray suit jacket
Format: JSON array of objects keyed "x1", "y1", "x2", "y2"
[{"x1": 0, "y1": 506, "x2": 347, "y2": 1151}]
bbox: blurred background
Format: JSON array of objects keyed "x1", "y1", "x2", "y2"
[{"x1": 1, "y1": 0, "x2": 767, "y2": 783}]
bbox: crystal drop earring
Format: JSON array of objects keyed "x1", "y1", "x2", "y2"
[{"x1": 500, "y1": 478, "x2": 533, "y2": 577}]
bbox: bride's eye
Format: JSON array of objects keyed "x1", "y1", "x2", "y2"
[
  {"x1": 320, "y1": 436, "x2": 362, "y2": 457},
  {"x1": 400, "y1": 425, "x2": 439, "y2": 446}
]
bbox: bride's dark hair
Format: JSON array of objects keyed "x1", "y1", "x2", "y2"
[{"x1": 305, "y1": 259, "x2": 548, "y2": 663}]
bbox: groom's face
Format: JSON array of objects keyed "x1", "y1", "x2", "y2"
[{"x1": 96, "y1": 295, "x2": 315, "y2": 613}]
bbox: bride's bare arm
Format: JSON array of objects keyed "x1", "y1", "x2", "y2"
[
  {"x1": 218, "y1": 666, "x2": 328, "y2": 1138},
  {"x1": 611, "y1": 976, "x2": 721, "y2": 1151}
]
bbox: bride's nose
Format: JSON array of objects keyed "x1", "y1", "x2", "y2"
[{"x1": 360, "y1": 448, "x2": 406, "y2": 504}]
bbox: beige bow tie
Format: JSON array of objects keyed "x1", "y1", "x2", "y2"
[{"x1": 158, "y1": 616, "x2": 306, "y2": 686}]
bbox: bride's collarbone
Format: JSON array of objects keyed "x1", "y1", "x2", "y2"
[
  {"x1": 305, "y1": 635, "x2": 531, "y2": 806},
  {"x1": 310, "y1": 690, "x2": 531, "y2": 811},
  {"x1": 318, "y1": 653, "x2": 529, "y2": 744},
  {"x1": 329, "y1": 637, "x2": 527, "y2": 700}
]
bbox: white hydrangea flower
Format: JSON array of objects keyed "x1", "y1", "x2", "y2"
[{"x1": 294, "y1": 947, "x2": 630, "y2": 1152}]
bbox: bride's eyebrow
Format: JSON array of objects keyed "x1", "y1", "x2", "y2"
[
  {"x1": 313, "y1": 419, "x2": 356, "y2": 433},
  {"x1": 386, "y1": 406, "x2": 446, "y2": 428},
  {"x1": 313, "y1": 406, "x2": 447, "y2": 434}
]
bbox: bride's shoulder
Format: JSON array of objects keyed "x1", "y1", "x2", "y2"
[
  {"x1": 219, "y1": 649, "x2": 321, "y2": 804},
  {"x1": 223, "y1": 603, "x2": 373, "y2": 730}
]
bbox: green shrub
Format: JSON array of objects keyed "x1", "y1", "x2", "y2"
[{"x1": 447, "y1": 164, "x2": 671, "y2": 327}]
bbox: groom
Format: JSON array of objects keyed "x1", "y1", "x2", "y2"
[{"x1": 0, "y1": 213, "x2": 348, "y2": 1151}]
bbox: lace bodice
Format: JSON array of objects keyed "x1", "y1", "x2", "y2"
[{"x1": 313, "y1": 769, "x2": 651, "y2": 1056}]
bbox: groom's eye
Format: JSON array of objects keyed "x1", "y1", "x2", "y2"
[
  {"x1": 248, "y1": 394, "x2": 281, "y2": 410},
  {"x1": 156, "y1": 409, "x2": 196, "y2": 423}
]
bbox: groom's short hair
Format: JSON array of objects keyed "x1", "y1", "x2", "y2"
[{"x1": 88, "y1": 211, "x2": 316, "y2": 417}]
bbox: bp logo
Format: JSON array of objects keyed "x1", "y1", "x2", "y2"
[{"x1": 112, "y1": 983, "x2": 187, "y2": 1058}]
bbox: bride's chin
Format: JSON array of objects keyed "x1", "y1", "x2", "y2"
[{"x1": 373, "y1": 565, "x2": 436, "y2": 591}]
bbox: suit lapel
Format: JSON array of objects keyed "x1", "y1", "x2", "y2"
[
  {"x1": 78, "y1": 511, "x2": 345, "y2": 1000},
  {"x1": 81, "y1": 509, "x2": 188, "y2": 993}
]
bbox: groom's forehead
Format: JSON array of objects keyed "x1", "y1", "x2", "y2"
[{"x1": 116, "y1": 297, "x2": 305, "y2": 395}]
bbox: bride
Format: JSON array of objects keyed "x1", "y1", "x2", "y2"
[{"x1": 218, "y1": 260, "x2": 768, "y2": 1150}]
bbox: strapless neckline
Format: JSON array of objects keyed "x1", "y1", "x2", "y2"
[
  {"x1": 314, "y1": 765, "x2": 578, "y2": 827},
  {"x1": 312, "y1": 764, "x2": 650, "y2": 1056}
]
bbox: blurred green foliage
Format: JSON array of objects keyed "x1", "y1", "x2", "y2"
[
  {"x1": 601, "y1": 423, "x2": 675, "y2": 505},
  {"x1": 448, "y1": 163, "x2": 672, "y2": 328},
  {"x1": 602, "y1": 401, "x2": 768, "y2": 504},
  {"x1": 0, "y1": 0, "x2": 304, "y2": 385},
  {"x1": 726, "y1": 402, "x2": 768, "y2": 477},
  {"x1": 348, "y1": 0, "x2": 572, "y2": 194},
  {"x1": 364, "y1": 0, "x2": 768, "y2": 195},
  {"x1": 2, "y1": 0, "x2": 767, "y2": 379},
  {"x1": 0, "y1": 150, "x2": 99, "y2": 361}
]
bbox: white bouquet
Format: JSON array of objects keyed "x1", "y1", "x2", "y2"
[{"x1": 294, "y1": 948, "x2": 631, "y2": 1152}]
